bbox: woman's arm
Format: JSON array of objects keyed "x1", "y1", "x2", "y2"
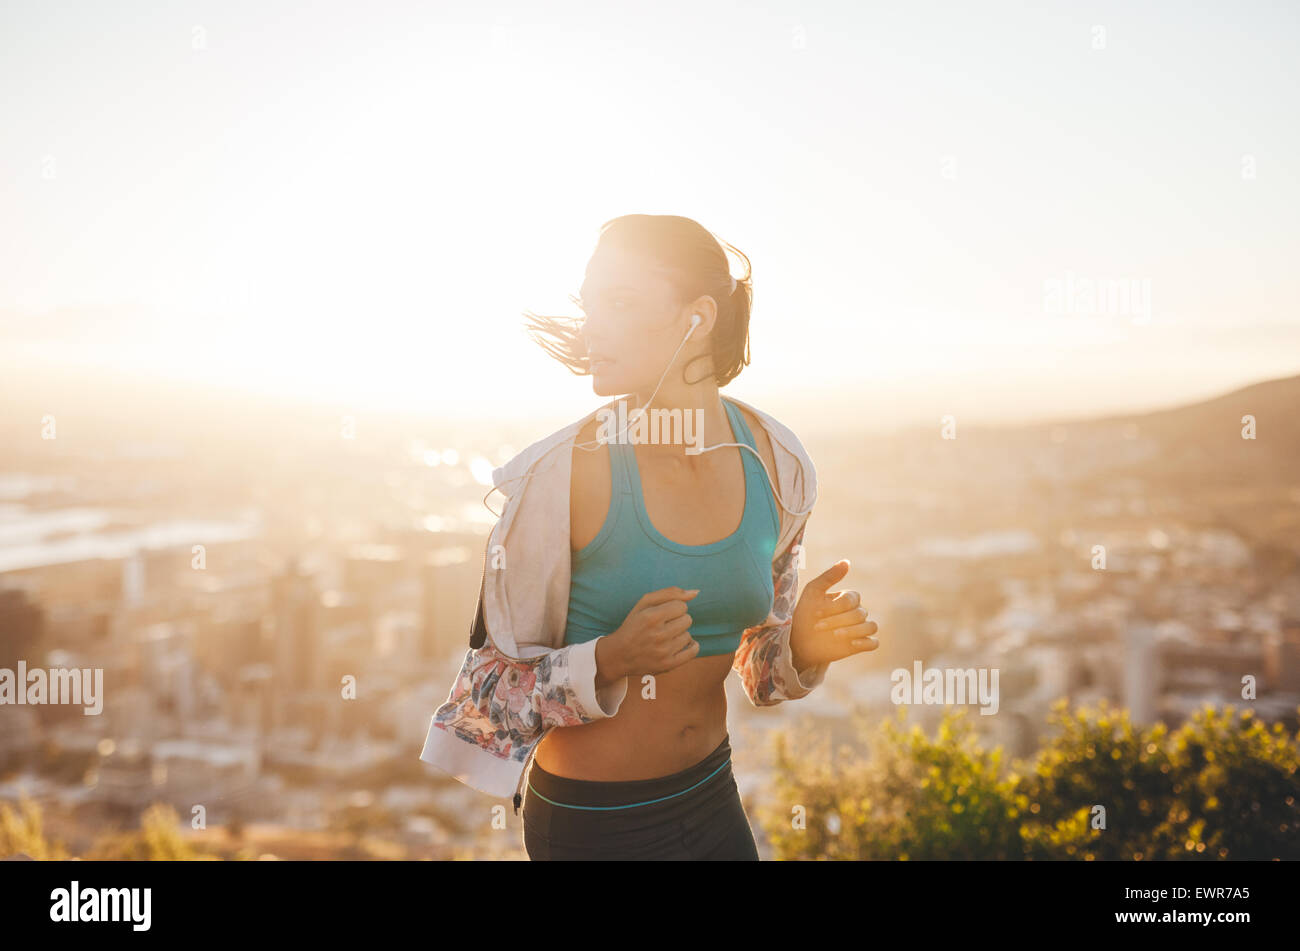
[
  {"x1": 430, "y1": 634, "x2": 629, "y2": 763},
  {"x1": 732, "y1": 525, "x2": 831, "y2": 705}
]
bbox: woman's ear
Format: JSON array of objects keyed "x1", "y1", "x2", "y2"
[{"x1": 687, "y1": 294, "x2": 720, "y2": 338}]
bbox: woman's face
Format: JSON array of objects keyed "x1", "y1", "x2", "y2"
[{"x1": 577, "y1": 246, "x2": 693, "y2": 398}]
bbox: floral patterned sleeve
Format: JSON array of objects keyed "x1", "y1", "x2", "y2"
[
  {"x1": 731, "y1": 524, "x2": 831, "y2": 706},
  {"x1": 430, "y1": 638, "x2": 628, "y2": 767}
]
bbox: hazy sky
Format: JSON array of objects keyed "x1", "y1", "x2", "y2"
[{"x1": 3, "y1": 0, "x2": 1298, "y2": 431}]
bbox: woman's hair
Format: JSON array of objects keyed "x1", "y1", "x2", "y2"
[{"x1": 523, "y1": 214, "x2": 752, "y2": 387}]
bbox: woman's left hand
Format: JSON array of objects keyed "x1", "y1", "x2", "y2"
[{"x1": 789, "y1": 559, "x2": 878, "y2": 669}]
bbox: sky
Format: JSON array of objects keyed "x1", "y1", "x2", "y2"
[{"x1": 2, "y1": 0, "x2": 1298, "y2": 432}]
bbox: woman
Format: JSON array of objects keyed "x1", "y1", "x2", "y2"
[{"x1": 511, "y1": 214, "x2": 879, "y2": 859}]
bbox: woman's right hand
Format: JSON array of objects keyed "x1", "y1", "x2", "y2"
[{"x1": 597, "y1": 587, "x2": 700, "y2": 682}]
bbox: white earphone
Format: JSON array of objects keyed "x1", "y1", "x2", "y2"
[
  {"x1": 572, "y1": 313, "x2": 702, "y2": 452},
  {"x1": 482, "y1": 314, "x2": 707, "y2": 518},
  {"x1": 569, "y1": 311, "x2": 816, "y2": 518}
]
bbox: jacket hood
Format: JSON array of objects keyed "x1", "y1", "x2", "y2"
[{"x1": 489, "y1": 404, "x2": 606, "y2": 501}]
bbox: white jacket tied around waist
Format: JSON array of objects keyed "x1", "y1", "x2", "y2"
[{"x1": 419, "y1": 395, "x2": 831, "y2": 810}]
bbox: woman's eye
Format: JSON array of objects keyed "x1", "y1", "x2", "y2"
[{"x1": 573, "y1": 294, "x2": 628, "y2": 311}]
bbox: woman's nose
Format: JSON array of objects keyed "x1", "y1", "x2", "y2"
[{"x1": 579, "y1": 317, "x2": 606, "y2": 353}]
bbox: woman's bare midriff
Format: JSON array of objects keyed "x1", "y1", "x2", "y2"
[{"x1": 533, "y1": 650, "x2": 734, "y2": 780}]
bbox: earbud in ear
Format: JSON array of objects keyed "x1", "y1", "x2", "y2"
[{"x1": 684, "y1": 313, "x2": 703, "y2": 340}]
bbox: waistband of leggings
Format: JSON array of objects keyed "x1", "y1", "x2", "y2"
[{"x1": 527, "y1": 734, "x2": 732, "y2": 810}]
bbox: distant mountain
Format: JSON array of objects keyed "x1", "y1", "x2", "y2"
[
  {"x1": 1024, "y1": 374, "x2": 1300, "y2": 486},
  {"x1": 852, "y1": 374, "x2": 1300, "y2": 495}
]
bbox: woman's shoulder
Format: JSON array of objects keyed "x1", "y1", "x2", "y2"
[
  {"x1": 724, "y1": 395, "x2": 818, "y2": 518},
  {"x1": 725, "y1": 396, "x2": 812, "y2": 467},
  {"x1": 492, "y1": 402, "x2": 614, "y2": 492},
  {"x1": 728, "y1": 399, "x2": 778, "y2": 478},
  {"x1": 567, "y1": 402, "x2": 619, "y2": 476},
  {"x1": 569, "y1": 413, "x2": 611, "y2": 490}
]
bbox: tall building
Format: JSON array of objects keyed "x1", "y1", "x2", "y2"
[
  {"x1": 0, "y1": 587, "x2": 44, "y2": 669},
  {"x1": 1264, "y1": 618, "x2": 1300, "y2": 693},
  {"x1": 1123, "y1": 620, "x2": 1158, "y2": 726},
  {"x1": 230, "y1": 662, "x2": 273, "y2": 736},
  {"x1": 271, "y1": 559, "x2": 322, "y2": 699},
  {"x1": 886, "y1": 596, "x2": 931, "y2": 668},
  {"x1": 121, "y1": 552, "x2": 145, "y2": 608}
]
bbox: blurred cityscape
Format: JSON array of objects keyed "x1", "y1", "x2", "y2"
[{"x1": 2, "y1": 373, "x2": 1299, "y2": 859}]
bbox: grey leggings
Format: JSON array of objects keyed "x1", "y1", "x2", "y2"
[{"x1": 521, "y1": 733, "x2": 760, "y2": 861}]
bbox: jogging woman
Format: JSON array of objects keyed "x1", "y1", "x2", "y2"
[{"x1": 512, "y1": 214, "x2": 879, "y2": 860}]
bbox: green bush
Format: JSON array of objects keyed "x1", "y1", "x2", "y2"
[
  {"x1": 1162, "y1": 704, "x2": 1299, "y2": 859},
  {"x1": 1018, "y1": 699, "x2": 1180, "y2": 860},
  {"x1": 759, "y1": 700, "x2": 1300, "y2": 860},
  {"x1": 84, "y1": 803, "x2": 218, "y2": 860},
  {"x1": 760, "y1": 707, "x2": 1024, "y2": 860},
  {"x1": 0, "y1": 796, "x2": 69, "y2": 860}
]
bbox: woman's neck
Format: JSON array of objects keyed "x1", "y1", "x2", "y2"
[{"x1": 626, "y1": 380, "x2": 729, "y2": 459}]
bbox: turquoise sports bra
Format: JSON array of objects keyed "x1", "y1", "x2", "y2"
[{"x1": 563, "y1": 397, "x2": 780, "y2": 658}]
